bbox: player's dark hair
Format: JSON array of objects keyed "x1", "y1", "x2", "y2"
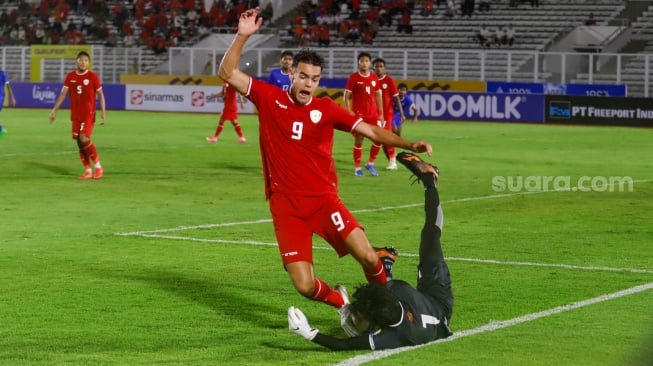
[
  {"x1": 398, "y1": 83, "x2": 408, "y2": 89},
  {"x1": 76, "y1": 51, "x2": 91, "y2": 60},
  {"x1": 358, "y1": 52, "x2": 372, "y2": 62},
  {"x1": 351, "y1": 283, "x2": 402, "y2": 328},
  {"x1": 281, "y1": 50, "x2": 294, "y2": 58},
  {"x1": 293, "y1": 48, "x2": 325, "y2": 71},
  {"x1": 372, "y1": 58, "x2": 385, "y2": 66}
]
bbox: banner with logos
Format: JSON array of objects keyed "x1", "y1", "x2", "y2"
[
  {"x1": 409, "y1": 91, "x2": 545, "y2": 123},
  {"x1": 11, "y1": 82, "x2": 125, "y2": 110},
  {"x1": 124, "y1": 84, "x2": 255, "y2": 113},
  {"x1": 490, "y1": 81, "x2": 626, "y2": 97},
  {"x1": 545, "y1": 95, "x2": 653, "y2": 126}
]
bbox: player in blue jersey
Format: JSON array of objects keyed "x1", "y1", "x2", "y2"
[
  {"x1": 288, "y1": 152, "x2": 454, "y2": 350},
  {"x1": 0, "y1": 69, "x2": 17, "y2": 116},
  {"x1": 267, "y1": 50, "x2": 293, "y2": 91},
  {"x1": 393, "y1": 83, "x2": 418, "y2": 136}
]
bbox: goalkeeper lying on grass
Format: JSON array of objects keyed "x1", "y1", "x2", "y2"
[{"x1": 288, "y1": 152, "x2": 454, "y2": 350}]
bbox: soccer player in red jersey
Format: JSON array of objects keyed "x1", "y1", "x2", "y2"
[
  {"x1": 218, "y1": 7, "x2": 432, "y2": 317},
  {"x1": 206, "y1": 82, "x2": 247, "y2": 143},
  {"x1": 373, "y1": 57, "x2": 404, "y2": 170},
  {"x1": 49, "y1": 51, "x2": 106, "y2": 180},
  {"x1": 344, "y1": 52, "x2": 384, "y2": 177}
]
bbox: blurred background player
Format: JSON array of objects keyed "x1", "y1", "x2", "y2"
[
  {"x1": 344, "y1": 52, "x2": 384, "y2": 177},
  {"x1": 0, "y1": 69, "x2": 17, "y2": 125},
  {"x1": 288, "y1": 152, "x2": 454, "y2": 350},
  {"x1": 394, "y1": 83, "x2": 418, "y2": 136},
  {"x1": 372, "y1": 58, "x2": 403, "y2": 170},
  {"x1": 206, "y1": 82, "x2": 246, "y2": 143},
  {"x1": 267, "y1": 50, "x2": 293, "y2": 91},
  {"x1": 49, "y1": 51, "x2": 106, "y2": 180}
]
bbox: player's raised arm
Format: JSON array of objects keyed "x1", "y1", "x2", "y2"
[{"x1": 218, "y1": 7, "x2": 263, "y2": 95}]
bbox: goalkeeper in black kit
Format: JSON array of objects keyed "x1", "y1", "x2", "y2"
[{"x1": 288, "y1": 152, "x2": 454, "y2": 350}]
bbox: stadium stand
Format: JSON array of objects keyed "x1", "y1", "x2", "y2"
[{"x1": 0, "y1": 0, "x2": 651, "y2": 96}]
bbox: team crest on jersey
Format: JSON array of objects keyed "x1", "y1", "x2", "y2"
[
  {"x1": 310, "y1": 110, "x2": 322, "y2": 123},
  {"x1": 406, "y1": 310, "x2": 415, "y2": 323},
  {"x1": 83, "y1": 79, "x2": 90, "y2": 86},
  {"x1": 382, "y1": 83, "x2": 387, "y2": 89},
  {"x1": 372, "y1": 81, "x2": 377, "y2": 87}
]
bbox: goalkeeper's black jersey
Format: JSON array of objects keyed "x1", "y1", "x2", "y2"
[{"x1": 369, "y1": 280, "x2": 453, "y2": 350}]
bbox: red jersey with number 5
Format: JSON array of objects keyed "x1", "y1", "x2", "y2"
[
  {"x1": 245, "y1": 77, "x2": 363, "y2": 198},
  {"x1": 63, "y1": 70, "x2": 102, "y2": 122}
]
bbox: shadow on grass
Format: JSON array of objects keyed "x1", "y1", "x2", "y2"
[{"x1": 30, "y1": 161, "x2": 73, "y2": 176}]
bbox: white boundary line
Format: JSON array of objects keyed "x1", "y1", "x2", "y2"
[
  {"x1": 114, "y1": 232, "x2": 653, "y2": 274},
  {"x1": 333, "y1": 281, "x2": 653, "y2": 366},
  {"x1": 116, "y1": 179, "x2": 653, "y2": 236}
]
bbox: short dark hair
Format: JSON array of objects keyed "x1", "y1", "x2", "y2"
[
  {"x1": 351, "y1": 283, "x2": 402, "y2": 328},
  {"x1": 293, "y1": 48, "x2": 325, "y2": 71},
  {"x1": 281, "y1": 50, "x2": 293, "y2": 58},
  {"x1": 76, "y1": 51, "x2": 90, "y2": 60},
  {"x1": 372, "y1": 58, "x2": 385, "y2": 66},
  {"x1": 358, "y1": 52, "x2": 372, "y2": 62},
  {"x1": 398, "y1": 83, "x2": 408, "y2": 89}
]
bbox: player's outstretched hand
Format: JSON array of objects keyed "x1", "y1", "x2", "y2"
[
  {"x1": 237, "y1": 7, "x2": 263, "y2": 37},
  {"x1": 288, "y1": 306, "x2": 318, "y2": 341},
  {"x1": 410, "y1": 140, "x2": 432, "y2": 156}
]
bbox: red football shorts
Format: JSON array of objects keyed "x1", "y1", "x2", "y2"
[
  {"x1": 71, "y1": 115, "x2": 96, "y2": 139},
  {"x1": 269, "y1": 192, "x2": 362, "y2": 265}
]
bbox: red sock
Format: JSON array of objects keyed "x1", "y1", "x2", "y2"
[
  {"x1": 311, "y1": 278, "x2": 345, "y2": 308},
  {"x1": 383, "y1": 145, "x2": 395, "y2": 160},
  {"x1": 369, "y1": 144, "x2": 381, "y2": 164},
  {"x1": 214, "y1": 123, "x2": 225, "y2": 137},
  {"x1": 84, "y1": 141, "x2": 99, "y2": 163},
  {"x1": 78, "y1": 149, "x2": 91, "y2": 169},
  {"x1": 233, "y1": 122, "x2": 244, "y2": 138},
  {"x1": 364, "y1": 260, "x2": 387, "y2": 284},
  {"x1": 353, "y1": 143, "x2": 363, "y2": 168}
]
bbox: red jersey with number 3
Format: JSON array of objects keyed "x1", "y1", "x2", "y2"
[
  {"x1": 345, "y1": 71, "x2": 381, "y2": 121},
  {"x1": 64, "y1": 70, "x2": 102, "y2": 122},
  {"x1": 245, "y1": 77, "x2": 363, "y2": 198}
]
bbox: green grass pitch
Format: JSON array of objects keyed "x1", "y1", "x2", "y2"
[{"x1": 0, "y1": 108, "x2": 651, "y2": 365}]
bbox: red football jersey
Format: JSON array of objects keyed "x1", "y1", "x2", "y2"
[
  {"x1": 345, "y1": 71, "x2": 382, "y2": 120},
  {"x1": 222, "y1": 83, "x2": 238, "y2": 115},
  {"x1": 378, "y1": 74, "x2": 399, "y2": 116},
  {"x1": 63, "y1": 69, "x2": 102, "y2": 122},
  {"x1": 245, "y1": 77, "x2": 363, "y2": 198}
]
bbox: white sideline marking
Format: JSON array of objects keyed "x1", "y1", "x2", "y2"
[
  {"x1": 333, "y1": 282, "x2": 653, "y2": 366},
  {"x1": 116, "y1": 178, "x2": 653, "y2": 236},
  {"x1": 118, "y1": 233, "x2": 653, "y2": 275}
]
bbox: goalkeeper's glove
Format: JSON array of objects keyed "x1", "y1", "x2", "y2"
[{"x1": 288, "y1": 306, "x2": 318, "y2": 341}]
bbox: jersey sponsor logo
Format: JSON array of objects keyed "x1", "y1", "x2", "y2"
[
  {"x1": 275, "y1": 99, "x2": 288, "y2": 109},
  {"x1": 191, "y1": 91, "x2": 205, "y2": 107},
  {"x1": 310, "y1": 110, "x2": 322, "y2": 123}
]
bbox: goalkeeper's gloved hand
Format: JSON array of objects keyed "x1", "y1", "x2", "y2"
[{"x1": 288, "y1": 306, "x2": 318, "y2": 341}]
